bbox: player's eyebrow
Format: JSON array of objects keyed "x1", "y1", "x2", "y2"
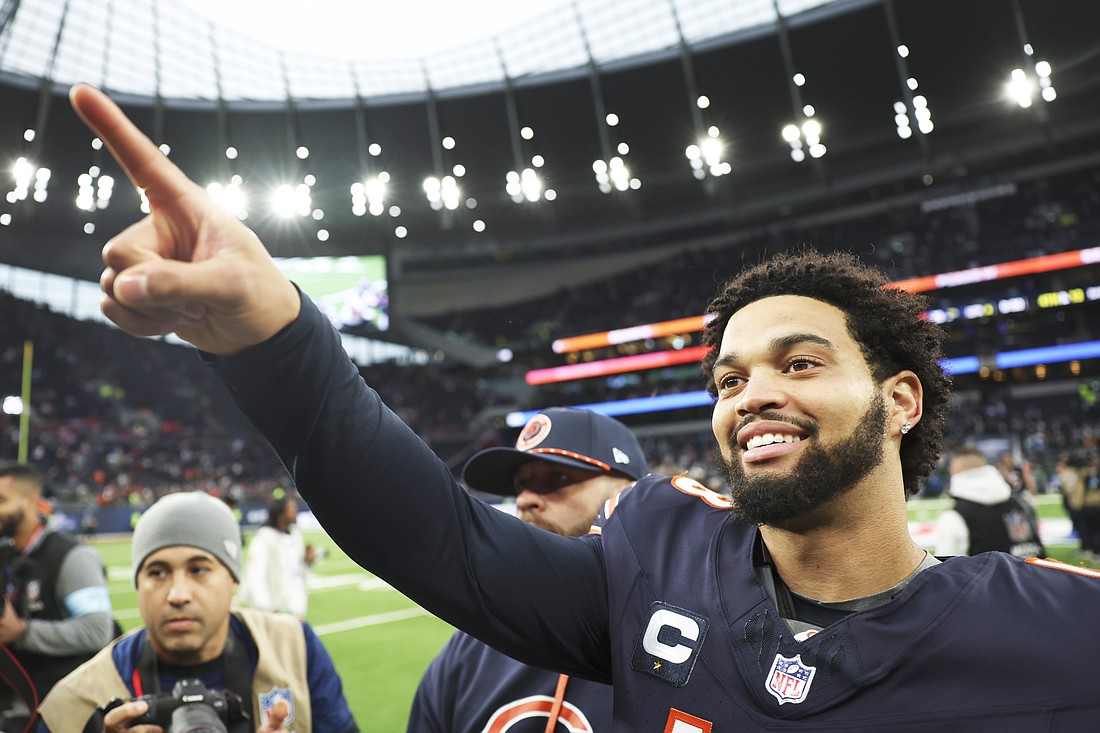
[{"x1": 711, "y1": 333, "x2": 837, "y2": 375}]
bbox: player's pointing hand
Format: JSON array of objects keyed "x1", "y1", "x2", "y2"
[{"x1": 69, "y1": 84, "x2": 300, "y2": 355}]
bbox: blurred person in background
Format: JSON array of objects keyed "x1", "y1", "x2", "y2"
[
  {"x1": 1052, "y1": 456, "x2": 1083, "y2": 546},
  {"x1": 38, "y1": 491, "x2": 356, "y2": 732},
  {"x1": 996, "y1": 450, "x2": 1038, "y2": 498},
  {"x1": 934, "y1": 447, "x2": 1044, "y2": 558},
  {"x1": 408, "y1": 408, "x2": 648, "y2": 733},
  {"x1": 240, "y1": 490, "x2": 310, "y2": 618},
  {"x1": 1078, "y1": 453, "x2": 1100, "y2": 561},
  {"x1": 0, "y1": 462, "x2": 115, "y2": 733}
]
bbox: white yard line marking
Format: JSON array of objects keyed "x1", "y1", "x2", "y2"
[{"x1": 312, "y1": 607, "x2": 433, "y2": 635}]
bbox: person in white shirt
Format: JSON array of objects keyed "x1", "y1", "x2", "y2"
[
  {"x1": 934, "y1": 447, "x2": 1044, "y2": 558},
  {"x1": 240, "y1": 492, "x2": 310, "y2": 617}
]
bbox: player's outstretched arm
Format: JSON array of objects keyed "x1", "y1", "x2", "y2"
[{"x1": 68, "y1": 84, "x2": 300, "y2": 355}]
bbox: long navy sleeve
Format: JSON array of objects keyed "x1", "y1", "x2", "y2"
[{"x1": 208, "y1": 295, "x2": 613, "y2": 682}]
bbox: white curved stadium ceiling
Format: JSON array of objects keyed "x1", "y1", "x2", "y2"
[{"x1": 0, "y1": 0, "x2": 840, "y2": 102}]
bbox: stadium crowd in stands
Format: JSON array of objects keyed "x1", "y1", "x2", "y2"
[{"x1": 1, "y1": 167, "x2": 1099, "y2": 535}]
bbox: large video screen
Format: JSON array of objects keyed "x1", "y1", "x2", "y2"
[{"x1": 274, "y1": 255, "x2": 389, "y2": 332}]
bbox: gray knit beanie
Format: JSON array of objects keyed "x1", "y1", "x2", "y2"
[{"x1": 131, "y1": 492, "x2": 242, "y2": 586}]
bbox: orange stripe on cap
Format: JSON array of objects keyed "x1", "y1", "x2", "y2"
[{"x1": 526, "y1": 448, "x2": 611, "y2": 472}]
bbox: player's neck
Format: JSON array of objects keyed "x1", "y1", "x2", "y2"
[{"x1": 759, "y1": 481, "x2": 923, "y2": 603}]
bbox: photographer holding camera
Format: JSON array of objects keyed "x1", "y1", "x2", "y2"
[
  {"x1": 38, "y1": 492, "x2": 357, "y2": 733},
  {"x1": 0, "y1": 462, "x2": 116, "y2": 733}
]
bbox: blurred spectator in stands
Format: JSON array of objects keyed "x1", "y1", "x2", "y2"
[
  {"x1": 934, "y1": 447, "x2": 1044, "y2": 559},
  {"x1": 240, "y1": 490, "x2": 310, "y2": 618},
  {"x1": 0, "y1": 462, "x2": 115, "y2": 732}
]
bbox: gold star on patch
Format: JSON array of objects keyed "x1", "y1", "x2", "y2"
[{"x1": 653, "y1": 662, "x2": 662, "y2": 670}]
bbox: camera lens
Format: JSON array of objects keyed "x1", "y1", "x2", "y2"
[{"x1": 168, "y1": 702, "x2": 227, "y2": 733}]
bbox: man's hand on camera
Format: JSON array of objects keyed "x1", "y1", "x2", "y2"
[{"x1": 102, "y1": 699, "x2": 158, "y2": 732}]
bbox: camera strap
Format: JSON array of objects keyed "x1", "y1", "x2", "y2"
[
  {"x1": 0, "y1": 642, "x2": 39, "y2": 727},
  {"x1": 135, "y1": 627, "x2": 255, "y2": 725}
]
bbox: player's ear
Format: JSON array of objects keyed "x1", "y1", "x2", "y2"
[{"x1": 884, "y1": 370, "x2": 922, "y2": 436}]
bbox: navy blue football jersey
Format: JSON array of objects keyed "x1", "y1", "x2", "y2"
[
  {"x1": 212, "y1": 296, "x2": 1100, "y2": 732},
  {"x1": 408, "y1": 630, "x2": 611, "y2": 733},
  {"x1": 601, "y1": 474, "x2": 1100, "y2": 731}
]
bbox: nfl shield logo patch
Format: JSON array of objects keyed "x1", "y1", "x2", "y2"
[
  {"x1": 258, "y1": 686, "x2": 295, "y2": 726},
  {"x1": 765, "y1": 653, "x2": 816, "y2": 705}
]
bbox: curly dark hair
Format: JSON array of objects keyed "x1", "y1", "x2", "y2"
[{"x1": 700, "y1": 248, "x2": 951, "y2": 499}]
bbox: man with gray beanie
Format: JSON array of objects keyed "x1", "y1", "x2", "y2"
[
  {"x1": 408, "y1": 407, "x2": 648, "y2": 733},
  {"x1": 37, "y1": 492, "x2": 357, "y2": 733}
]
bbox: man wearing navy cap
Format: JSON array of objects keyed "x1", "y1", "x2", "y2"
[{"x1": 407, "y1": 407, "x2": 648, "y2": 733}]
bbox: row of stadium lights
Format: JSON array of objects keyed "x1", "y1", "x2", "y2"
[{"x1": 1, "y1": 58, "x2": 1057, "y2": 236}]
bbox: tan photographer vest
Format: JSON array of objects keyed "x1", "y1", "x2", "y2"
[{"x1": 38, "y1": 608, "x2": 311, "y2": 732}]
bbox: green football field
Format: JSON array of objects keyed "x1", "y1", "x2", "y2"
[{"x1": 93, "y1": 495, "x2": 1096, "y2": 731}]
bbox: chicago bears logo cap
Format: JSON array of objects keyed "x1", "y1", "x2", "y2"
[{"x1": 462, "y1": 407, "x2": 649, "y2": 495}]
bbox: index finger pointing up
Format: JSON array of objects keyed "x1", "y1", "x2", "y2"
[{"x1": 69, "y1": 84, "x2": 195, "y2": 200}]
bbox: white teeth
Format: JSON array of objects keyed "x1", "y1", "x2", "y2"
[{"x1": 746, "y1": 433, "x2": 803, "y2": 449}]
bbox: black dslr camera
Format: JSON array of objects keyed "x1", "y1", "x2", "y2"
[{"x1": 102, "y1": 678, "x2": 247, "y2": 732}]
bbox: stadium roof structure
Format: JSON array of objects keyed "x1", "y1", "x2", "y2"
[
  {"x1": 1, "y1": 0, "x2": 849, "y2": 103},
  {"x1": 0, "y1": 0, "x2": 1098, "y2": 317}
]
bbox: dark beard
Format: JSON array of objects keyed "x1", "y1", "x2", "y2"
[
  {"x1": 0, "y1": 508, "x2": 24, "y2": 540},
  {"x1": 715, "y1": 392, "x2": 887, "y2": 526}
]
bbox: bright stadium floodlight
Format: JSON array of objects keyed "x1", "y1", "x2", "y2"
[
  {"x1": 781, "y1": 123, "x2": 805, "y2": 163},
  {"x1": 1005, "y1": 61, "x2": 1054, "y2": 108},
  {"x1": 913, "y1": 95, "x2": 934, "y2": 134},
  {"x1": 440, "y1": 175, "x2": 460, "y2": 210},
  {"x1": 207, "y1": 178, "x2": 248, "y2": 220},
  {"x1": 895, "y1": 94, "x2": 934, "y2": 139},
  {"x1": 273, "y1": 184, "x2": 297, "y2": 218},
  {"x1": 352, "y1": 171, "x2": 389, "y2": 216},
  {"x1": 368, "y1": 173, "x2": 388, "y2": 215},
  {"x1": 423, "y1": 176, "x2": 441, "y2": 210},
  {"x1": 686, "y1": 126, "x2": 730, "y2": 180},
  {"x1": 10, "y1": 157, "x2": 50, "y2": 204},
  {"x1": 506, "y1": 167, "x2": 544, "y2": 203},
  {"x1": 1035, "y1": 60, "x2": 1057, "y2": 102},
  {"x1": 1006, "y1": 67, "x2": 1035, "y2": 108},
  {"x1": 350, "y1": 182, "x2": 366, "y2": 216},
  {"x1": 801, "y1": 118, "x2": 825, "y2": 159},
  {"x1": 594, "y1": 157, "x2": 635, "y2": 193},
  {"x1": 272, "y1": 180, "x2": 312, "y2": 219},
  {"x1": 521, "y1": 168, "x2": 543, "y2": 202},
  {"x1": 422, "y1": 175, "x2": 460, "y2": 211}
]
